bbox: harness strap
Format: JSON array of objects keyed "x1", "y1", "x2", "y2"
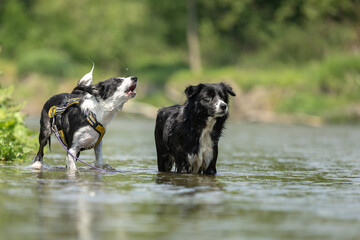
[
  {"x1": 48, "y1": 98, "x2": 80, "y2": 118},
  {"x1": 48, "y1": 98, "x2": 80, "y2": 147},
  {"x1": 85, "y1": 112, "x2": 106, "y2": 149},
  {"x1": 53, "y1": 127, "x2": 116, "y2": 173},
  {"x1": 48, "y1": 97, "x2": 105, "y2": 150}
]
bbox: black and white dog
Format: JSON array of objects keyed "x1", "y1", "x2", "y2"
[
  {"x1": 32, "y1": 65, "x2": 137, "y2": 170},
  {"x1": 154, "y1": 82, "x2": 236, "y2": 175}
]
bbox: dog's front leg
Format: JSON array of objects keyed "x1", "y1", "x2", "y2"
[
  {"x1": 204, "y1": 144, "x2": 218, "y2": 175},
  {"x1": 94, "y1": 140, "x2": 103, "y2": 167},
  {"x1": 66, "y1": 148, "x2": 78, "y2": 171}
]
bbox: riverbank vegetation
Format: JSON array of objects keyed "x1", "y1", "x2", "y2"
[
  {"x1": 166, "y1": 53, "x2": 360, "y2": 123},
  {"x1": 0, "y1": 86, "x2": 36, "y2": 161},
  {"x1": 1, "y1": 0, "x2": 360, "y2": 123}
]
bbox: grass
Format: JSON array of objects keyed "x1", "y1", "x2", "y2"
[
  {"x1": 167, "y1": 53, "x2": 360, "y2": 121},
  {"x1": 1, "y1": 52, "x2": 360, "y2": 123}
]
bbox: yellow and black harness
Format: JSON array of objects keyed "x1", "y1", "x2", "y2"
[{"x1": 48, "y1": 97, "x2": 105, "y2": 150}]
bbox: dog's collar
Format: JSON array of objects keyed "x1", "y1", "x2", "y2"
[{"x1": 49, "y1": 97, "x2": 105, "y2": 150}]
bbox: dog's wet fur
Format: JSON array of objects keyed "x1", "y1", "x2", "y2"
[
  {"x1": 32, "y1": 65, "x2": 137, "y2": 171},
  {"x1": 155, "y1": 82, "x2": 236, "y2": 175}
]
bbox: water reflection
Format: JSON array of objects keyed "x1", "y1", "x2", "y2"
[
  {"x1": 2, "y1": 119, "x2": 360, "y2": 240},
  {"x1": 155, "y1": 172, "x2": 223, "y2": 192},
  {"x1": 32, "y1": 169, "x2": 105, "y2": 240}
]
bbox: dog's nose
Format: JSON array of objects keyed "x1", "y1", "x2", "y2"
[
  {"x1": 131, "y1": 76, "x2": 137, "y2": 82},
  {"x1": 220, "y1": 103, "x2": 227, "y2": 111}
]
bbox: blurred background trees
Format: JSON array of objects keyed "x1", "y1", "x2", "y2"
[
  {"x1": 1, "y1": 0, "x2": 359, "y2": 70},
  {"x1": 1, "y1": 0, "x2": 360, "y2": 123}
]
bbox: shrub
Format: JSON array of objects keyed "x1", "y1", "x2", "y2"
[{"x1": 0, "y1": 85, "x2": 36, "y2": 161}]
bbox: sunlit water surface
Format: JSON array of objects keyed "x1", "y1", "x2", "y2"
[{"x1": 1, "y1": 116, "x2": 360, "y2": 240}]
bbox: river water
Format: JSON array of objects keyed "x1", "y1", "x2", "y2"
[{"x1": 1, "y1": 116, "x2": 360, "y2": 240}]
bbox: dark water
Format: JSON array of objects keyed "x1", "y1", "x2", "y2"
[{"x1": 1, "y1": 116, "x2": 360, "y2": 240}]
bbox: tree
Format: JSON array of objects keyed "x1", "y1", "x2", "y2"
[{"x1": 187, "y1": 0, "x2": 202, "y2": 73}]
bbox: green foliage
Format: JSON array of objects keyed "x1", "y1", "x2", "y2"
[
  {"x1": 315, "y1": 54, "x2": 360, "y2": 97},
  {"x1": 17, "y1": 49, "x2": 72, "y2": 77},
  {"x1": 261, "y1": 23, "x2": 355, "y2": 64},
  {"x1": 1, "y1": 0, "x2": 359, "y2": 70},
  {"x1": 1, "y1": 0, "x2": 360, "y2": 123},
  {"x1": 0, "y1": 86, "x2": 36, "y2": 161},
  {"x1": 168, "y1": 53, "x2": 360, "y2": 121},
  {"x1": 168, "y1": 65, "x2": 304, "y2": 91},
  {"x1": 276, "y1": 93, "x2": 346, "y2": 116},
  {"x1": 138, "y1": 91, "x2": 174, "y2": 108},
  {"x1": 0, "y1": 0, "x2": 34, "y2": 57},
  {"x1": 194, "y1": 0, "x2": 359, "y2": 66}
]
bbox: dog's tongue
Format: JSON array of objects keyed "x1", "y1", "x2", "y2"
[{"x1": 127, "y1": 84, "x2": 136, "y2": 94}]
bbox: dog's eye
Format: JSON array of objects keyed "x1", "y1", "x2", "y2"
[{"x1": 203, "y1": 97, "x2": 212, "y2": 102}]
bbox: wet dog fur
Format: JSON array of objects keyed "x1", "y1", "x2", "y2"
[
  {"x1": 154, "y1": 82, "x2": 236, "y2": 175},
  {"x1": 32, "y1": 65, "x2": 137, "y2": 170}
]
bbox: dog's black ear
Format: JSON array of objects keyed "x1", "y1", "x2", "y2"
[
  {"x1": 221, "y1": 82, "x2": 236, "y2": 96},
  {"x1": 185, "y1": 84, "x2": 203, "y2": 99}
]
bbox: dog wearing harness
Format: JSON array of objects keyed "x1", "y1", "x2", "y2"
[
  {"x1": 32, "y1": 64, "x2": 137, "y2": 171},
  {"x1": 48, "y1": 98, "x2": 105, "y2": 150}
]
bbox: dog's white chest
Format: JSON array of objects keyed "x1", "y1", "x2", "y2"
[
  {"x1": 80, "y1": 94, "x2": 117, "y2": 127},
  {"x1": 188, "y1": 117, "x2": 216, "y2": 173}
]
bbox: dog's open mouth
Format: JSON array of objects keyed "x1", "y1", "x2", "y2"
[{"x1": 125, "y1": 84, "x2": 137, "y2": 96}]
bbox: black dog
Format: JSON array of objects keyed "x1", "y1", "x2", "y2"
[
  {"x1": 32, "y1": 65, "x2": 137, "y2": 170},
  {"x1": 154, "y1": 82, "x2": 236, "y2": 175}
]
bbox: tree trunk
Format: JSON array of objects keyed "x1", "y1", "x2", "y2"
[{"x1": 187, "y1": 0, "x2": 202, "y2": 73}]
